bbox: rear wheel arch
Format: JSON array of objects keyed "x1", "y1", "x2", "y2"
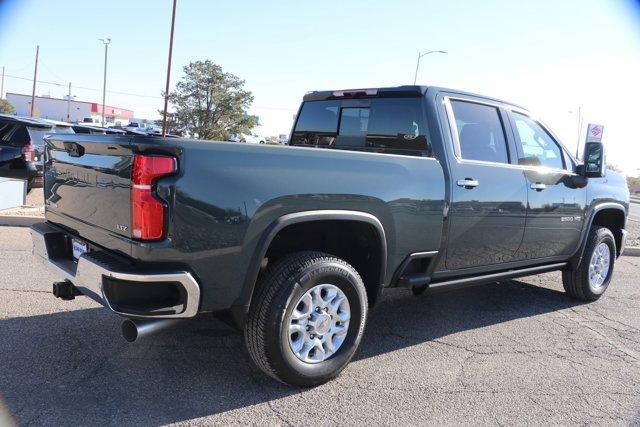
[{"x1": 239, "y1": 211, "x2": 387, "y2": 321}]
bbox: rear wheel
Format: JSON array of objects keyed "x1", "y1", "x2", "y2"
[
  {"x1": 244, "y1": 251, "x2": 367, "y2": 386},
  {"x1": 563, "y1": 226, "x2": 616, "y2": 301}
]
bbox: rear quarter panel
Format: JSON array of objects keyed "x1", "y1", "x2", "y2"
[{"x1": 139, "y1": 140, "x2": 446, "y2": 311}]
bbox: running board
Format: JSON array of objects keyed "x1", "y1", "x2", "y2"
[{"x1": 421, "y1": 262, "x2": 568, "y2": 293}]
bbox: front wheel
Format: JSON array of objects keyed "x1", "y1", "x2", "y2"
[
  {"x1": 563, "y1": 226, "x2": 616, "y2": 301},
  {"x1": 244, "y1": 251, "x2": 367, "y2": 386}
]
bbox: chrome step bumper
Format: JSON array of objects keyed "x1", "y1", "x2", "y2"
[{"x1": 30, "y1": 222, "x2": 200, "y2": 319}]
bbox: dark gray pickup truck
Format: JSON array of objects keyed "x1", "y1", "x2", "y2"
[{"x1": 31, "y1": 86, "x2": 630, "y2": 386}]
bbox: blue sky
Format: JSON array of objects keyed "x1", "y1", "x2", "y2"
[{"x1": 1, "y1": 0, "x2": 639, "y2": 173}]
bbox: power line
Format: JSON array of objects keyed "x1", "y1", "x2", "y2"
[
  {"x1": 3, "y1": 72, "x2": 298, "y2": 111},
  {"x1": 4, "y1": 73, "x2": 64, "y2": 87},
  {"x1": 2, "y1": 73, "x2": 163, "y2": 99},
  {"x1": 39, "y1": 61, "x2": 68, "y2": 83}
]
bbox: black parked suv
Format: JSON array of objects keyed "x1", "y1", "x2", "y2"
[{"x1": 0, "y1": 114, "x2": 74, "y2": 191}]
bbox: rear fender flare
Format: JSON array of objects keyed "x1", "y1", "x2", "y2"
[{"x1": 236, "y1": 210, "x2": 387, "y2": 321}]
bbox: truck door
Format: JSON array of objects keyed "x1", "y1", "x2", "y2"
[
  {"x1": 508, "y1": 111, "x2": 587, "y2": 259},
  {"x1": 442, "y1": 97, "x2": 528, "y2": 270}
]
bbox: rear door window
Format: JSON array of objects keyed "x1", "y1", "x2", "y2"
[
  {"x1": 291, "y1": 98, "x2": 432, "y2": 156},
  {"x1": 450, "y1": 100, "x2": 509, "y2": 164}
]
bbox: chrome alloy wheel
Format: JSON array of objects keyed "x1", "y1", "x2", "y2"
[
  {"x1": 588, "y1": 242, "x2": 611, "y2": 288},
  {"x1": 287, "y1": 284, "x2": 351, "y2": 364}
]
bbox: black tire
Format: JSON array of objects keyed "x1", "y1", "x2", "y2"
[
  {"x1": 244, "y1": 251, "x2": 367, "y2": 387},
  {"x1": 563, "y1": 226, "x2": 616, "y2": 301}
]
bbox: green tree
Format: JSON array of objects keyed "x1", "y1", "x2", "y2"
[
  {"x1": 160, "y1": 60, "x2": 257, "y2": 140},
  {"x1": 627, "y1": 176, "x2": 640, "y2": 194},
  {"x1": 607, "y1": 163, "x2": 622, "y2": 172},
  {"x1": 0, "y1": 99, "x2": 15, "y2": 114}
]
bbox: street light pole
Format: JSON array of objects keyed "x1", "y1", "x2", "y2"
[
  {"x1": 99, "y1": 38, "x2": 111, "y2": 127},
  {"x1": 30, "y1": 45, "x2": 40, "y2": 117},
  {"x1": 569, "y1": 106, "x2": 583, "y2": 159},
  {"x1": 67, "y1": 82, "x2": 72, "y2": 122},
  {"x1": 575, "y1": 105, "x2": 583, "y2": 159},
  {"x1": 413, "y1": 50, "x2": 447, "y2": 85}
]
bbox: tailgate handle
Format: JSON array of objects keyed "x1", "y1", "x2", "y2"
[{"x1": 63, "y1": 142, "x2": 85, "y2": 157}]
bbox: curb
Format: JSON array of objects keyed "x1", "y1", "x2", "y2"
[
  {"x1": 0, "y1": 216, "x2": 43, "y2": 227},
  {"x1": 623, "y1": 246, "x2": 640, "y2": 257}
]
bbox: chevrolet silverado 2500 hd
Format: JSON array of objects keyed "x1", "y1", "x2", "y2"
[{"x1": 31, "y1": 86, "x2": 630, "y2": 386}]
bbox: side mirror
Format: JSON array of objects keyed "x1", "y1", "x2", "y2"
[{"x1": 581, "y1": 142, "x2": 605, "y2": 178}]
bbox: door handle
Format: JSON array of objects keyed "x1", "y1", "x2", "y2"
[
  {"x1": 530, "y1": 182, "x2": 546, "y2": 191},
  {"x1": 456, "y1": 179, "x2": 479, "y2": 189}
]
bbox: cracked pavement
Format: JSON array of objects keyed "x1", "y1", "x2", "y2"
[{"x1": 1, "y1": 226, "x2": 639, "y2": 425}]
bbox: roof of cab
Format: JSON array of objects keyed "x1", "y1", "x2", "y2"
[
  {"x1": 0, "y1": 113, "x2": 56, "y2": 129},
  {"x1": 303, "y1": 85, "x2": 427, "y2": 101},
  {"x1": 302, "y1": 85, "x2": 525, "y2": 110}
]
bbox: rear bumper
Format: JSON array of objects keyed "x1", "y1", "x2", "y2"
[{"x1": 30, "y1": 221, "x2": 200, "y2": 319}]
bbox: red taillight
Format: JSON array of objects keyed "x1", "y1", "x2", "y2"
[
  {"x1": 22, "y1": 144, "x2": 36, "y2": 162},
  {"x1": 131, "y1": 155, "x2": 176, "y2": 240}
]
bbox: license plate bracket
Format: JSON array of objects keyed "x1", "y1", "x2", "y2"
[{"x1": 71, "y1": 238, "x2": 87, "y2": 260}]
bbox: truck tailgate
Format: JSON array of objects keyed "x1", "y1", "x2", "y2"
[{"x1": 44, "y1": 135, "x2": 133, "y2": 248}]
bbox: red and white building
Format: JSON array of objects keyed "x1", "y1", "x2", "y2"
[{"x1": 6, "y1": 92, "x2": 134, "y2": 126}]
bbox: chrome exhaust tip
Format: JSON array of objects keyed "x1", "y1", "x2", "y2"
[{"x1": 121, "y1": 318, "x2": 180, "y2": 342}]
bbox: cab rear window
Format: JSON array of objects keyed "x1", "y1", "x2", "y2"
[{"x1": 291, "y1": 98, "x2": 432, "y2": 157}]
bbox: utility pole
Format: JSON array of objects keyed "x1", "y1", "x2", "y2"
[
  {"x1": 162, "y1": 0, "x2": 178, "y2": 137},
  {"x1": 1, "y1": 66, "x2": 4, "y2": 99},
  {"x1": 413, "y1": 50, "x2": 447, "y2": 85},
  {"x1": 67, "y1": 82, "x2": 72, "y2": 122},
  {"x1": 30, "y1": 45, "x2": 39, "y2": 117},
  {"x1": 575, "y1": 105, "x2": 583, "y2": 159},
  {"x1": 99, "y1": 38, "x2": 111, "y2": 127}
]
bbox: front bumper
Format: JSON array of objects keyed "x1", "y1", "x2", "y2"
[{"x1": 31, "y1": 222, "x2": 200, "y2": 318}]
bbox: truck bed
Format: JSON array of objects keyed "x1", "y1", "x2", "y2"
[{"x1": 43, "y1": 134, "x2": 446, "y2": 311}]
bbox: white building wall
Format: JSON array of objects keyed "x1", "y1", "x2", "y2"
[
  {"x1": 7, "y1": 93, "x2": 93, "y2": 122},
  {"x1": 0, "y1": 179, "x2": 26, "y2": 210}
]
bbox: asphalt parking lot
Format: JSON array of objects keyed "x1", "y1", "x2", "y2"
[{"x1": 1, "y1": 226, "x2": 639, "y2": 425}]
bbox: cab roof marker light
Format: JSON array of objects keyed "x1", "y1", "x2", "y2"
[{"x1": 332, "y1": 88, "x2": 379, "y2": 97}]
